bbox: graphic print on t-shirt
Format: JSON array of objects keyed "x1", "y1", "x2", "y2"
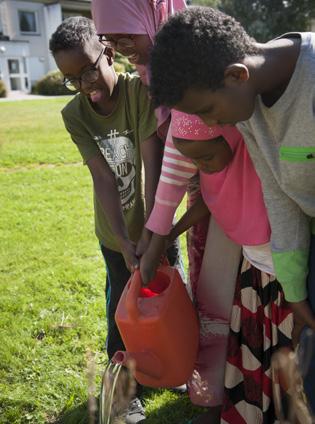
[{"x1": 94, "y1": 129, "x2": 136, "y2": 210}]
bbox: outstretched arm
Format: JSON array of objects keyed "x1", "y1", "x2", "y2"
[
  {"x1": 169, "y1": 194, "x2": 210, "y2": 242},
  {"x1": 140, "y1": 194, "x2": 210, "y2": 285},
  {"x1": 141, "y1": 132, "x2": 164, "y2": 218},
  {"x1": 140, "y1": 233, "x2": 169, "y2": 285},
  {"x1": 137, "y1": 125, "x2": 198, "y2": 259},
  {"x1": 86, "y1": 153, "x2": 139, "y2": 271},
  {"x1": 136, "y1": 132, "x2": 164, "y2": 257}
]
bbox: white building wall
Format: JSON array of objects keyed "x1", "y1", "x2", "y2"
[
  {"x1": 28, "y1": 55, "x2": 45, "y2": 82},
  {"x1": 43, "y1": 3, "x2": 62, "y2": 72}
]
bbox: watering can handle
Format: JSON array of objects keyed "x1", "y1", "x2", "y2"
[{"x1": 126, "y1": 270, "x2": 142, "y2": 321}]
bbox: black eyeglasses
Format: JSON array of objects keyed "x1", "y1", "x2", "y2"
[
  {"x1": 98, "y1": 35, "x2": 112, "y2": 46},
  {"x1": 63, "y1": 46, "x2": 105, "y2": 92},
  {"x1": 98, "y1": 35, "x2": 136, "y2": 52}
]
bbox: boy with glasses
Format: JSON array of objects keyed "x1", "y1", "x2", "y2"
[
  {"x1": 62, "y1": 45, "x2": 106, "y2": 92},
  {"x1": 49, "y1": 16, "x2": 168, "y2": 423}
]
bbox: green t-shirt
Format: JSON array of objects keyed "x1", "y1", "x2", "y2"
[{"x1": 62, "y1": 73, "x2": 157, "y2": 251}]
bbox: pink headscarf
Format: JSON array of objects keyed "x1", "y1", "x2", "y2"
[
  {"x1": 91, "y1": 0, "x2": 186, "y2": 137},
  {"x1": 92, "y1": 0, "x2": 186, "y2": 44},
  {"x1": 171, "y1": 111, "x2": 271, "y2": 245}
]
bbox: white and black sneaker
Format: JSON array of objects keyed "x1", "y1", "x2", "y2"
[{"x1": 124, "y1": 397, "x2": 146, "y2": 424}]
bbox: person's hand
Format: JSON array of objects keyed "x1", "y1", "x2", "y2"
[
  {"x1": 140, "y1": 250, "x2": 161, "y2": 286},
  {"x1": 136, "y1": 228, "x2": 152, "y2": 258},
  {"x1": 139, "y1": 233, "x2": 169, "y2": 285},
  {"x1": 118, "y1": 238, "x2": 139, "y2": 272},
  {"x1": 289, "y1": 300, "x2": 315, "y2": 345},
  {"x1": 292, "y1": 315, "x2": 306, "y2": 348}
]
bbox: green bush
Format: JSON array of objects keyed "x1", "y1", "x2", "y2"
[
  {"x1": 0, "y1": 79, "x2": 7, "y2": 98},
  {"x1": 33, "y1": 70, "x2": 70, "y2": 96},
  {"x1": 115, "y1": 52, "x2": 136, "y2": 74},
  {"x1": 113, "y1": 61, "x2": 125, "y2": 74}
]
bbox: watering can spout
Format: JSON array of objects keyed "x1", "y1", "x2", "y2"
[{"x1": 112, "y1": 350, "x2": 162, "y2": 380}]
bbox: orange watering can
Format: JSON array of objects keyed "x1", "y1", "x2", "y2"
[{"x1": 113, "y1": 265, "x2": 199, "y2": 388}]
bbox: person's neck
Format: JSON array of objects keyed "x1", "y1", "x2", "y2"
[{"x1": 246, "y1": 36, "x2": 301, "y2": 107}]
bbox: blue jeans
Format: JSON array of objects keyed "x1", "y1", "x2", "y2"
[{"x1": 300, "y1": 234, "x2": 315, "y2": 413}]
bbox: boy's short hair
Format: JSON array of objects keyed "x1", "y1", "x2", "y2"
[
  {"x1": 49, "y1": 16, "x2": 98, "y2": 55},
  {"x1": 149, "y1": 7, "x2": 258, "y2": 107}
]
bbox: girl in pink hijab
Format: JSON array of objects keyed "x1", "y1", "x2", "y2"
[
  {"x1": 91, "y1": 0, "x2": 210, "y2": 312},
  {"x1": 92, "y1": 0, "x2": 186, "y2": 135}
]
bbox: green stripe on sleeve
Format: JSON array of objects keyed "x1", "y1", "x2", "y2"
[
  {"x1": 279, "y1": 146, "x2": 315, "y2": 162},
  {"x1": 272, "y1": 249, "x2": 309, "y2": 302}
]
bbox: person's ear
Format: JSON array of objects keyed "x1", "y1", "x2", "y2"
[
  {"x1": 223, "y1": 64, "x2": 249, "y2": 87},
  {"x1": 105, "y1": 46, "x2": 115, "y2": 66}
]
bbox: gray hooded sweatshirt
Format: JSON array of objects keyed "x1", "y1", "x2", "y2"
[{"x1": 237, "y1": 32, "x2": 315, "y2": 302}]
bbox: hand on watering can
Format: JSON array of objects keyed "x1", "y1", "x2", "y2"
[
  {"x1": 118, "y1": 237, "x2": 139, "y2": 272},
  {"x1": 140, "y1": 233, "x2": 168, "y2": 286},
  {"x1": 140, "y1": 251, "x2": 160, "y2": 286},
  {"x1": 136, "y1": 227, "x2": 152, "y2": 258}
]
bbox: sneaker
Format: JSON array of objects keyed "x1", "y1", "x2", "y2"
[{"x1": 124, "y1": 397, "x2": 146, "y2": 424}]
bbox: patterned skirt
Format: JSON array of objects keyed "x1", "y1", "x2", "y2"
[{"x1": 221, "y1": 259, "x2": 293, "y2": 424}]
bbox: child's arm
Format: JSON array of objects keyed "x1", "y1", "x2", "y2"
[
  {"x1": 144, "y1": 130, "x2": 197, "y2": 237},
  {"x1": 138, "y1": 129, "x2": 198, "y2": 283},
  {"x1": 140, "y1": 194, "x2": 210, "y2": 285},
  {"x1": 136, "y1": 132, "x2": 164, "y2": 256},
  {"x1": 140, "y1": 233, "x2": 169, "y2": 284},
  {"x1": 86, "y1": 154, "x2": 139, "y2": 271},
  {"x1": 141, "y1": 132, "x2": 164, "y2": 218},
  {"x1": 169, "y1": 194, "x2": 210, "y2": 242}
]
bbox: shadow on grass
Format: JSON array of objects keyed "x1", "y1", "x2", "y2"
[
  {"x1": 0, "y1": 397, "x2": 38, "y2": 424},
  {"x1": 143, "y1": 388, "x2": 205, "y2": 424},
  {"x1": 54, "y1": 400, "x2": 90, "y2": 424},
  {"x1": 55, "y1": 390, "x2": 204, "y2": 424}
]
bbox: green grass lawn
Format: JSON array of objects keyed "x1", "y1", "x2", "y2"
[{"x1": 0, "y1": 98, "x2": 202, "y2": 424}]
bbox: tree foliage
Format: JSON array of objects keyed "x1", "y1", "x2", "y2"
[
  {"x1": 219, "y1": 0, "x2": 315, "y2": 42},
  {"x1": 189, "y1": 0, "x2": 220, "y2": 7}
]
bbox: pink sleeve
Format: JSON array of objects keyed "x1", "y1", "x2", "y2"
[{"x1": 146, "y1": 122, "x2": 197, "y2": 235}]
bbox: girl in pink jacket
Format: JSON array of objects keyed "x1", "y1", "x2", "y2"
[{"x1": 141, "y1": 111, "x2": 293, "y2": 424}]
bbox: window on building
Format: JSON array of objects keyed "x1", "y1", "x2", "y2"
[
  {"x1": 19, "y1": 11, "x2": 38, "y2": 33},
  {"x1": 8, "y1": 59, "x2": 20, "y2": 74}
]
